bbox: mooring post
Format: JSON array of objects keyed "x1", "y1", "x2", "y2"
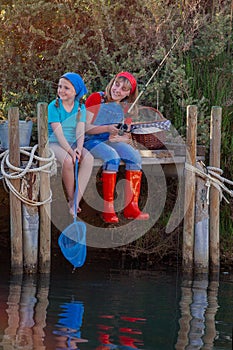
[
  {"x1": 194, "y1": 161, "x2": 209, "y2": 274},
  {"x1": 8, "y1": 107, "x2": 23, "y2": 274},
  {"x1": 21, "y1": 172, "x2": 39, "y2": 274},
  {"x1": 209, "y1": 106, "x2": 222, "y2": 277},
  {"x1": 182, "y1": 105, "x2": 197, "y2": 275},
  {"x1": 37, "y1": 102, "x2": 51, "y2": 273}
]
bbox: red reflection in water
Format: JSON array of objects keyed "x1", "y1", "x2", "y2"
[
  {"x1": 119, "y1": 334, "x2": 143, "y2": 348},
  {"x1": 96, "y1": 314, "x2": 146, "y2": 349},
  {"x1": 121, "y1": 316, "x2": 146, "y2": 322}
]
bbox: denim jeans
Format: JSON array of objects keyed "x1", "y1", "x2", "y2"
[{"x1": 84, "y1": 139, "x2": 142, "y2": 171}]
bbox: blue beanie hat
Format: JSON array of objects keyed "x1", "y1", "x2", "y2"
[{"x1": 61, "y1": 72, "x2": 88, "y2": 99}]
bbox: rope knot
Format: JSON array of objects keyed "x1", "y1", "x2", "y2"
[{"x1": 0, "y1": 145, "x2": 56, "y2": 206}]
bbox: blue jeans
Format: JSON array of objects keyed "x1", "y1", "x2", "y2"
[{"x1": 84, "y1": 139, "x2": 142, "y2": 172}]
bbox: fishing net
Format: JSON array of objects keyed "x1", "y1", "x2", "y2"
[
  {"x1": 58, "y1": 160, "x2": 87, "y2": 268},
  {"x1": 58, "y1": 221, "x2": 86, "y2": 268}
]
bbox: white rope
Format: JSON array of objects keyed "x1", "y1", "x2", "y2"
[
  {"x1": 0, "y1": 145, "x2": 56, "y2": 206},
  {"x1": 3, "y1": 176, "x2": 52, "y2": 206},
  {"x1": 185, "y1": 161, "x2": 233, "y2": 204},
  {"x1": 0, "y1": 144, "x2": 55, "y2": 179}
]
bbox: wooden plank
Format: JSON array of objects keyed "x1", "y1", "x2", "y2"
[
  {"x1": 182, "y1": 105, "x2": 197, "y2": 274},
  {"x1": 21, "y1": 172, "x2": 39, "y2": 274},
  {"x1": 194, "y1": 161, "x2": 209, "y2": 273},
  {"x1": 8, "y1": 107, "x2": 23, "y2": 274},
  {"x1": 209, "y1": 106, "x2": 222, "y2": 277},
  {"x1": 37, "y1": 102, "x2": 51, "y2": 273}
]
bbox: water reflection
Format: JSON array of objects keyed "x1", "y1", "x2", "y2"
[
  {"x1": 0, "y1": 268, "x2": 232, "y2": 349},
  {"x1": 175, "y1": 277, "x2": 219, "y2": 349},
  {"x1": 96, "y1": 315, "x2": 145, "y2": 349},
  {"x1": 0, "y1": 274, "x2": 49, "y2": 349},
  {"x1": 54, "y1": 300, "x2": 88, "y2": 349}
]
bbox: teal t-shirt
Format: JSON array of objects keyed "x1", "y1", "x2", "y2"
[{"x1": 48, "y1": 99, "x2": 86, "y2": 144}]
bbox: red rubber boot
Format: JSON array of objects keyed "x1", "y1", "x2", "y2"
[
  {"x1": 102, "y1": 172, "x2": 119, "y2": 223},
  {"x1": 123, "y1": 170, "x2": 149, "y2": 220}
]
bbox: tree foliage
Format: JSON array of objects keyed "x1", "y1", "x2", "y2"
[
  {"x1": 0, "y1": 0, "x2": 232, "y2": 153},
  {"x1": 0, "y1": 0, "x2": 231, "y2": 115}
]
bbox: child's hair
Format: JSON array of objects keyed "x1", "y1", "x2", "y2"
[
  {"x1": 105, "y1": 75, "x2": 138, "y2": 103},
  {"x1": 55, "y1": 95, "x2": 59, "y2": 107}
]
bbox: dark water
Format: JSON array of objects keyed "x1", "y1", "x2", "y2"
[{"x1": 0, "y1": 260, "x2": 232, "y2": 350}]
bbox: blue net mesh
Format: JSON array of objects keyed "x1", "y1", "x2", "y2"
[{"x1": 58, "y1": 221, "x2": 86, "y2": 268}]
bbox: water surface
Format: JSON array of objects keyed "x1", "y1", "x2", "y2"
[{"x1": 0, "y1": 260, "x2": 232, "y2": 349}]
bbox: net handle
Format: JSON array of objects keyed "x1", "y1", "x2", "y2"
[{"x1": 74, "y1": 159, "x2": 79, "y2": 222}]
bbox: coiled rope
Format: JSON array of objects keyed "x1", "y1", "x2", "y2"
[
  {"x1": 0, "y1": 144, "x2": 56, "y2": 206},
  {"x1": 185, "y1": 161, "x2": 233, "y2": 204}
]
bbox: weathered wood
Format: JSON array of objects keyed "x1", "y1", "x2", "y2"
[
  {"x1": 209, "y1": 106, "x2": 222, "y2": 276},
  {"x1": 194, "y1": 161, "x2": 209, "y2": 274},
  {"x1": 37, "y1": 102, "x2": 51, "y2": 273},
  {"x1": 21, "y1": 172, "x2": 40, "y2": 273},
  {"x1": 8, "y1": 107, "x2": 23, "y2": 274},
  {"x1": 182, "y1": 105, "x2": 197, "y2": 274}
]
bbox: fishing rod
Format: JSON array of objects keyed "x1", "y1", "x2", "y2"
[
  {"x1": 128, "y1": 32, "x2": 182, "y2": 114},
  {"x1": 117, "y1": 33, "x2": 182, "y2": 135}
]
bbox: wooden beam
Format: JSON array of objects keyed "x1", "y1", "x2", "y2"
[
  {"x1": 194, "y1": 161, "x2": 209, "y2": 274},
  {"x1": 8, "y1": 107, "x2": 23, "y2": 274},
  {"x1": 37, "y1": 103, "x2": 51, "y2": 273},
  {"x1": 182, "y1": 105, "x2": 197, "y2": 274},
  {"x1": 209, "y1": 106, "x2": 222, "y2": 277}
]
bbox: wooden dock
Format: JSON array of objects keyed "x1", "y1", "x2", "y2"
[{"x1": 0, "y1": 103, "x2": 222, "y2": 278}]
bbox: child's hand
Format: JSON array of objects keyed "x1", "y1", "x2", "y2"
[
  {"x1": 107, "y1": 124, "x2": 119, "y2": 135},
  {"x1": 73, "y1": 148, "x2": 81, "y2": 163},
  {"x1": 109, "y1": 133, "x2": 131, "y2": 144}
]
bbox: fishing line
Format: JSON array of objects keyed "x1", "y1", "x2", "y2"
[
  {"x1": 116, "y1": 31, "x2": 183, "y2": 135},
  {"x1": 128, "y1": 31, "x2": 183, "y2": 114}
]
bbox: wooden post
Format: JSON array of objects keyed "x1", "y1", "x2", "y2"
[
  {"x1": 209, "y1": 106, "x2": 222, "y2": 276},
  {"x1": 8, "y1": 107, "x2": 23, "y2": 274},
  {"x1": 37, "y1": 102, "x2": 51, "y2": 273},
  {"x1": 182, "y1": 105, "x2": 197, "y2": 274},
  {"x1": 21, "y1": 172, "x2": 40, "y2": 274},
  {"x1": 194, "y1": 161, "x2": 209, "y2": 274}
]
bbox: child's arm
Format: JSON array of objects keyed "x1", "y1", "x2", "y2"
[
  {"x1": 51, "y1": 122, "x2": 73, "y2": 156},
  {"x1": 75, "y1": 121, "x2": 85, "y2": 162}
]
